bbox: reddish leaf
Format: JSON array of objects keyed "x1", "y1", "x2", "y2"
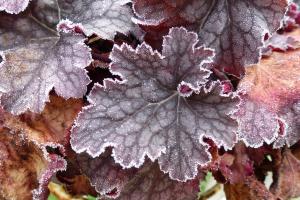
[
  {"x1": 270, "y1": 149, "x2": 300, "y2": 199},
  {"x1": 224, "y1": 176, "x2": 277, "y2": 200},
  {"x1": 236, "y1": 34, "x2": 300, "y2": 147},
  {"x1": 77, "y1": 151, "x2": 201, "y2": 200}
]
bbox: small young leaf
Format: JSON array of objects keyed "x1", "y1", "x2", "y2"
[{"x1": 47, "y1": 193, "x2": 59, "y2": 200}]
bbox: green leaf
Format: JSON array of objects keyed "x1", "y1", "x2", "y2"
[
  {"x1": 199, "y1": 172, "x2": 213, "y2": 193},
  {"x1": 47, "y1": 194, "x2": 59, "y2": 200},
  {"x1": 84, "y1": 195, "x2": 97, "y2": 200}
]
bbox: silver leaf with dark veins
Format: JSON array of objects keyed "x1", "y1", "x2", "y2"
[
  {"x1": 71, "y1": 27, "x2": 239, "y2": 181},
  {"x1": 59, "y1": 0, "x2": 135, "y2": 39},
  {"x1": 133, "y1": 0, "x2": 288, "y2": 77},
  {"x1": 0, "y1": 5, "x2": 92, "y2": 115},
  {"x1": 197, "y1": 0, "x2": 288, "y2": 77}
]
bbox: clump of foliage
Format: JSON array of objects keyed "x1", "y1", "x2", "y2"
[{"x1": 0, "y1": 0, "x2": 299, "y2": 200}]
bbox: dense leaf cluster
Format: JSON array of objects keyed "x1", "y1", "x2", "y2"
[{"x1": 0, "y1": 0, "x2": 299, "y2": 200}]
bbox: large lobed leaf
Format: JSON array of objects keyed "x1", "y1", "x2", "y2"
[
  {"x1": 71, "y1": 27, "x2": 240, "y2": 181},
  {"x1": 0, "y1": 0, "x2": 138, "y2": 115},
  {"x1": 133, "y1": 0, "x2": 288, "y2": 77},
  {"x1": 0, "y1": 3, "x2": 92, "y2": 114}
]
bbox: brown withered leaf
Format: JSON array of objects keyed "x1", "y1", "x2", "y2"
[
  {"x1": 224, "y1": 176, "x2": 277, "y2": 200},
  {"x1": 0, "y1": 127, "x2": 66, "y2": 200},
  {"x1": 270, "y1": 149, "x2": 300, "y2": 199},
  {"x1": 2, "y1": 94, "x2": 83, "y2": 147},
  {"x1": 236, "y1": 29, "x2": 300, "y2": 147},
  {"x1": 0, "y1": 94, "x2": 79, "y2": 200},
  {"x1": 0, "y1": 127, "x2": 46, "y2": 200}
]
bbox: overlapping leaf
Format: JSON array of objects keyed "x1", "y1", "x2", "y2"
[
  {"x1": 0, "y1": 95, "x2": 83, "y2": 148},
  {"x1": 133, "y1": 0, "x2": 288, "y2": 77},
  {"x1": 77, "y1": 151, "x2": 200, "y2": 200},
  {"x1": 270, "y1": 149, "x2": 300, "y2": 199},
  {"x1": 0, "y1": 5, "x2": 92, "y2": 114},
  {"x1": 236, "y1": 39, "x2": 300, "y2": 147},
  {"x1": 58, "y1": 0, "x2": 135, "y2": 40},
  {"x1": 71, "y1": 27, "x2": 240, "y2": 181},
  {"x1": 262, "y1": 32, "x2": 300, "y2": 56},
  {"x1": 0, "y1": 94, "x2": 81, "y2": 200},
  {"x1": 77, "y1": 150, "x2": 135, "y2": 198},
  {"x1": 115, "y1": 161, "x2": 200, "y2": 200},
  {"x1": 224, "y1": 176, "x2": 277, "y2": 200},
  {"x1": 0, "y1": 0, "x2": 30, "y2": 14}
]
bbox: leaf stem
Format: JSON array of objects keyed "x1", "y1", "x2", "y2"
[
  {"x1": 29, "y1": 14, "x2": 59, "y2": 36},
  {"x1": 55, "y1": 0, "x2": 62, "y2": 21}
]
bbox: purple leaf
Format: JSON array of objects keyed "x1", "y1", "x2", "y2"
[
  {"x1": 71, "y1": 27, "x2": 239, "y2": 181},
  {"x1": 0, "y1": 9, "x2": 92, "y2": 114},
  {"x1": 133, "y1": 0, "x2": 288, "y2": 77},
  {"x1": 77, "y1": 150, "x2": 135, "y2": 198},
  {"x1": 115, "y1": 161, "x2": 201, "y2": 200},
  {"x1": 197, "y1": 0, "x2": 288, "y2": 77},
  {"x1": 59, "y1": 0, "x2": 135, "y2": 39},
  {"x1": 31, "y1": 0, "x2": 61, "y2": 29},
  {"x1": 78, "y1": 151, "x2": 201, "y2": 200},
  {"x1": 0, "y1": 0, "x2": 30, "y2": 14}
]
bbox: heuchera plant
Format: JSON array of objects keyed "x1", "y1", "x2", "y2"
[{"x1": 0, "y1": 0, "x2": 299, "y2": 200}]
